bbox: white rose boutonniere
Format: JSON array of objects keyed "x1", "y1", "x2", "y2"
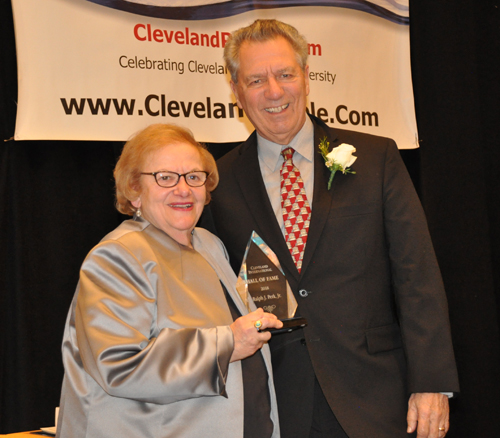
[{"x1": 319, "y1": 137, "x2": 357, "y2": 190}]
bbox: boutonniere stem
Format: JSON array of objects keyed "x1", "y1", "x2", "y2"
[{"x1": 318, "y1": 137, "x2": 357, "y2": 190}]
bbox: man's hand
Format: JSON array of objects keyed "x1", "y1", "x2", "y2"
[
  {"x1": 407, "y1": 392, "x2": 449, "y2": 437},
  {"x1": 229, "y1": 308, "x2": 283, "y2": 362}
]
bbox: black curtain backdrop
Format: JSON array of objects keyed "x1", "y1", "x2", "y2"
[{"x1": 1, "y1": 1, "x2": 499, "y2": 436}]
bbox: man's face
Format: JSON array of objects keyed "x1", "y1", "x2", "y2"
[{"x1": 230, "y1": 37, "x2": 310, "y2": 145}]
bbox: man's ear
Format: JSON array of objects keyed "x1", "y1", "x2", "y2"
[
  {"x1": 304, "y1": 65, "x2": 310, "y2": 96},
  {"x1": 230, "y1": 80, "x2": 243, "y2": 109}
]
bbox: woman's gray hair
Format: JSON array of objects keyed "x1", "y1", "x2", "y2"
[{"x1": 223, "y1": 19, "x2": 309, "y2": 83}]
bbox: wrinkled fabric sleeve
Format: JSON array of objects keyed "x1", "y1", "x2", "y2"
[
  {"x1": 75, "y1": 240, "x2": 234, "y2": 405},
  {"x1": 382, "y1": 141, "x2": 459, "y2": 394}
]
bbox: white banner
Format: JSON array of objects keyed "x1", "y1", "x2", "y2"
[{"x1": 12, "y1": 0, "x2": 418, "y2": 148}]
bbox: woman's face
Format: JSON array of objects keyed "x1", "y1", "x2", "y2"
[{"x1": 132, "y1": 142, "x2": 207, "y2": 247}]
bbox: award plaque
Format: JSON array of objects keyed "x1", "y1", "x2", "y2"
[{"x1": 236, "y1": 231, "x2": 307, "y2": 334}]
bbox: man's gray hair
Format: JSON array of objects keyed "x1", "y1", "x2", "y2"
[{"x1": 223, "y1": 19, "x2": 309, "y2": 83}]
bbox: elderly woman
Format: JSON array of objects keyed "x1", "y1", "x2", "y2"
[{"x1": 56, "y1": 124, "x2": 282, "y2": 438}]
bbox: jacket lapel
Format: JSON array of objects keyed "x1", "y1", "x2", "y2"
[
  {"x1": 194, "y1": 231, "x2": 249, "y2": 316},
  {"x1": 232, "y1": 132, "x2": 300, "y2": 282},
  {"x1": 300, "y1": 116, "x2": 339, "y2": 274}
]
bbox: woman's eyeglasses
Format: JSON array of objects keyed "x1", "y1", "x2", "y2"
[{"x1": 141, "y1": 171, "x2": 209, "y2": 188}]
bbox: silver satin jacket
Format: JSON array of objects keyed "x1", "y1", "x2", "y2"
[{"x1": 56, "y1": 218, "x2": 280, "y2": 438}]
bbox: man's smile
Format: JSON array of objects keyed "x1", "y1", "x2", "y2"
[{"x1": 265, "y1": 103, "x2": 289, "y2": 113}]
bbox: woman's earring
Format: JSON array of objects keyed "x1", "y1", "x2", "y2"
[{"x1": 136, "y1": 208, "x2": 142, "y2": 217}]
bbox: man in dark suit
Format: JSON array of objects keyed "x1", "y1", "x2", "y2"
[{"x1": 204, "y1": 19, "x2": 459, "y2": 438}]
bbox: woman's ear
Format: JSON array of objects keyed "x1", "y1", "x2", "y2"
[{"x1": 131, "y1": 197, "x2": 141, "y2": 209}]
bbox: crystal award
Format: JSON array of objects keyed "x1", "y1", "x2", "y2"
[{"x1": 236, "y1": 231, "x2": 307, "y2": 333}]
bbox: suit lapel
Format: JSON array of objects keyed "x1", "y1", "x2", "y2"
[
  {"x1": 300, "y1": 116, "x2": 339, "y2": 274},
  {"x1": 233, "y1": 133, "x2": 300, "y2": 282},
  {"x1": 217, "y1": 266, "x2": 249, "y2": 317}
]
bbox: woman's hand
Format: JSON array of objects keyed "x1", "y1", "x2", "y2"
[{"x1": 229, "y1": 308, "x2": 283, "y2": 362}]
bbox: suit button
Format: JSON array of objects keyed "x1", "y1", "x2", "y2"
[
  {"x1": 300, "y1": 338, "x2": 307, "y2": 346},
  {"x1": 299, "y1": 289, "x2": 310, "y2": 298}
]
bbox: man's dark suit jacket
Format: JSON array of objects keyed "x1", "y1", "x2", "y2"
[{"x1": 204, "y1": 115, "x2": 459, "y2": 438}]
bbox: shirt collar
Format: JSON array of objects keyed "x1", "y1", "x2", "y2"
[{"x1": 257, "y1": 116, "x2": 314, "y2": 172}]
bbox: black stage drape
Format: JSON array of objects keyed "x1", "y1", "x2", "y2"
[{"x1": 1, "y1": 1, "x2": 499, "y2": 436}]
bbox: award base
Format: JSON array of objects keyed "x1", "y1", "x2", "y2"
[{"x1": 265, "y1": 316, "x2": 307, "y2": 335}]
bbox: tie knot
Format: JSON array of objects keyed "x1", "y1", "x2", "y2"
[{"x1": 281, "y1": 147, "x2": 295, "y2": 162}]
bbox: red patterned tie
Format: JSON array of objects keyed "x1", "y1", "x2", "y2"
[{"x1": 280, "y1": 147, "x2": 311, "y2": 272}]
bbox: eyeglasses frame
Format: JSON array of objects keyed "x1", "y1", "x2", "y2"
[{"x1": 140, "y1": 170, "x2": 210, "y2": 188}]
